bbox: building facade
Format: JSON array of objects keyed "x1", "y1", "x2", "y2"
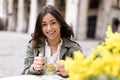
[{"x1": 0, "y1": 0, "x2": 120, "y2": 40}]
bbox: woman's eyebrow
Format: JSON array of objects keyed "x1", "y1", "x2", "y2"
[
  {"x1": 42, "y1": 22, "x2": 46, "y2": 24},
  {"x1": 50, "y1": 19, "x2": 56, "y2": 22}
]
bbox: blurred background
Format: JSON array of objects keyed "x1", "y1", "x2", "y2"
[{"x1": 0, "y1": 0, "x2": 120, "y2": 78}]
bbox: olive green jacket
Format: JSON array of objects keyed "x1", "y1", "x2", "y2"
[{"x1": 22, "y1": 38, "x2": 82, "y2": 75}]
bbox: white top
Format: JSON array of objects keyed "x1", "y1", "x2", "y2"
[{"x1": 45, "y1": 39, "x2": 63, "y2": 64}]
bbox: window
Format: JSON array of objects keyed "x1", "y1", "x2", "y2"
[{"x1": 89, "y1": 0, "x2": 100, "y2": 9}]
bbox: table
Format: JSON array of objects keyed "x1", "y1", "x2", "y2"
[{"x1": 0, "y1": 75, "x2": 67, "y2": 80}]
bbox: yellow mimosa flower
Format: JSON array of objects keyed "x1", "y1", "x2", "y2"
[{"x1": 64, "y1": 25, "x2": 120, "y2": 80}]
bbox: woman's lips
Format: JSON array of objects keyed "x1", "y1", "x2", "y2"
[{"x1": 47, "y1": 30, "x2": 55, "y2": 35}]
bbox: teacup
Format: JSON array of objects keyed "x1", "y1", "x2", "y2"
[{"x1": 45, "y1": 63, "x2": 55, "y2": 75}]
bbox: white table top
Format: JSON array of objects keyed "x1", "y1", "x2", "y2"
[{"x1": 0, "y1": 75, "x2": 67, "y2": 80}]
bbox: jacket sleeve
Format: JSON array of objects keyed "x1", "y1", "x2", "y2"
[
  {"x1": 69, "y1": 39, "x2": 82, "y2": 52},
  {"x1": 74, "y1": 42, "x2": 82, "y2": 52},
  {"x1": 22, "y1": 42, "x2": 44, "y2": 75},
  {"x1": 69, "y1": 44, "x2": 82, "y2": 58},
  {"x1": 70, "y1": 40, "x2": 83, "y2": 58},
  {"x1": 62, "y1": 39, "x2": 82, "y2": 59}
]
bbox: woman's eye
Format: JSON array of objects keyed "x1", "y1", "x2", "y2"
[{"x1": 42, "y1": 24, "x2": 47, "y2": 27}]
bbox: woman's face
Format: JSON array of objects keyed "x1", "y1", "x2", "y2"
[{"x1": 42, "y1": 13, "x2": 61, "y2": 41}]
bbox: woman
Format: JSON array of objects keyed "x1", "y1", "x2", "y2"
[{"x1": 22, "y1": 5, "x2": 82, "y2": 77}]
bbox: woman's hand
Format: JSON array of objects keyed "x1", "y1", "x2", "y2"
[
  {"x1": 33, "y1": 54, "x2": 45, "y2": 71},
  {"x1": 55, "y1": 60, "x2": 68, "y2": 77}
]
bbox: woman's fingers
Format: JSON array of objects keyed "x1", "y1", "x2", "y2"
[
  {"x1": 55, "y1": 60, "x2": 68, "y2": 76},
  {"x1": 38, "y1": 53, "x2": 44, "y2": 57},
  {"x1": 34, "y1": 59, "x2": 45, "y2": 65},
  {"x1": 33, "y1": 54, "x2": 45, "y2": 71},
  {"x1": 33, "y1": 60, "x2": 45, "y2": 71},
  {"x1": 33, "y1": 64, "x2": 44, "y2": 71},
  {"x1": 34, "y1": 57, "x2": 45, "y2": 64}
]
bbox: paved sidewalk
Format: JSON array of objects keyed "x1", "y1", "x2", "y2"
[
  {"x1": 0, "y1": 31, "x2": 30, "y2": 78},
  {"x1": 0, "y1": 31, "x2": 100, "y2": 78}
]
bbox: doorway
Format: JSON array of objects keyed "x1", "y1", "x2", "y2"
[{"x1": 87, "y1": 16, "x2": 97, "y2": 38}]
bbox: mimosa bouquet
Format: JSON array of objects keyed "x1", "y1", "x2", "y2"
[{"x1": 64, "y1": 25, "x2": 120, "y2": 80}]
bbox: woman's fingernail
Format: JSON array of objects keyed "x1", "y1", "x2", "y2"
[{"x1": 39, "y1": 53, "x2": 43, "y2": 56}]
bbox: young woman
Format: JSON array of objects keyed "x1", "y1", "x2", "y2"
[{"x1": 22, "y1": 5, "x2": 82, "y2": 77}]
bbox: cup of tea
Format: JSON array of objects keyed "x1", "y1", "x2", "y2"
[{"x1": 45, "y1": 63, "x2": 55, "y2": 75}]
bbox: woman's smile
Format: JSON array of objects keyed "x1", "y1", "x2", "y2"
[{"x1": 47, "y1": 30, "x2": 55, "y2": 36}]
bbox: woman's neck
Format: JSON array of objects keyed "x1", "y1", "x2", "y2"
[{"x1": 47, "y1": 38, "x2": 61, "y2": 46}]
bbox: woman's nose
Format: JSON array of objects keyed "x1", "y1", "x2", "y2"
[{"x1": 47, "y1": 24, "x2": 52, "y2": 31}]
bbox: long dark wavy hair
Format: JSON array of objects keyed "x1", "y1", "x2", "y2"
[{"x1": 32, "y1": 5, "x2": 74, "y2": 48}]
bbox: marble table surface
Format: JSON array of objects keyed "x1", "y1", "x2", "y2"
[{"x1": 0, "y1": 75, "x2": 67, "y2": 80}]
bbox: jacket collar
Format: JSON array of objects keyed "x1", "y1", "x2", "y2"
[{"x1": 60, "y1": 38, "x2": 73, "y2": 59}]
